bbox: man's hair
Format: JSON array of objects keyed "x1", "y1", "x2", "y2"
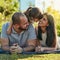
[{"x1": 12, "y1": 12, "x2": 25, "y2": 25}]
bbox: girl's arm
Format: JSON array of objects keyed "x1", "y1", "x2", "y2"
[{"x1": 7, "y1": 20, "x2": 13, "y2": 34}]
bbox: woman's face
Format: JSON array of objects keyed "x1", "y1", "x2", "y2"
[{"x1": 38, "y1": 15, "x2": 49, "y2": 27}]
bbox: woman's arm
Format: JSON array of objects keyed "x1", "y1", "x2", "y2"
[
  {"x1": 44, "y1": 36, "x2": 57, "y2": 51},
  {"x1": 52, "y1": 38, "x2": 57, "y2": 48},
  {"x1": 35, "y1": 46, "x2": 57, "y2": 52},
  {"x1": 41, "y1": 47, "x2": 56, "y2": 51},
  {"x1": 35, "y1": 39, "x2": 57, "y2": 52}
]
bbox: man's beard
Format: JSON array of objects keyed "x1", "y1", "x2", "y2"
[{"x1": 18, "y1": 27, "x2": 27, "y2": 31}]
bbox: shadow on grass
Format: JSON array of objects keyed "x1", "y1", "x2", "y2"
[
  {"x1": 0, "y1": 54, "x2": 35, "y2": 60},
  {"x1": 17, "y1": 54, "x2": 33, "y2": 59},
  {"x1": 0, "y1": 54, "x2": 34, "y2": 60}
]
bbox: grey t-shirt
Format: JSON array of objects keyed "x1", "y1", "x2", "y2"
[
  {"x1": 1, "y1": 23, "x2": 36, "y2": 47},
  {"x1": 40, "y1": 32, "x2": 47, "y2": 47}
]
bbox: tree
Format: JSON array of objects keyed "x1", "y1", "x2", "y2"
[
  {"x1": 46, "y1": 6, "x2": 60, "y2": 36},
  {"x1": 0, "y1": 0, "x2": 19, "y2": 32}
]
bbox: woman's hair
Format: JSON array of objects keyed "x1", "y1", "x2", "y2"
[
  {"x1": 37, "y1": 13, "x2": 57, "y2": 47},
  {"x1": 24, "y1": 7, "x2": 43, "y2": 22}
]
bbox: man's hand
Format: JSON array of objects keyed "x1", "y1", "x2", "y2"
[
  {"x1": 15, "y1": 45, "x2": 23, "y2": 53},
  {"x1": 10, "y1": 45, "x2": 17, "y2": 53},
  {"x1": 10, "y1": 43, "x2": 23, "y2": 53}
]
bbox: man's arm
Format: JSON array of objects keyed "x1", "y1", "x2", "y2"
[
  {"x1": 1, "y1": 38, "x2": 10, "y2": 51},
  {"x1": 22, "y1": 39, "x2": 37, "y2": 52},
  {"x1": 2, "y1": 24, "x2": 37, "y2": 53},
  {"x1": 22, "y1": 24, "x2": 37, "y2": 52},
  {"x1": 1, "y1": 23, "x2": 10, "y2": 51}
]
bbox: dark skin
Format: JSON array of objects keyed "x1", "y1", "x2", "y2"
[{"x1": 1, "y1": 16, "x2": 37, "y2": 53}]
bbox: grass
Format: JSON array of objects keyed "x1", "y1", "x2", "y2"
[{"x1": 0, "y1": 54, "x2": 60, "y2": 60}]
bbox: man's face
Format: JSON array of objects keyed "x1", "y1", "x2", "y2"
[{"x1": 18, "y1": 16, "x2": 29, "y2": 30}]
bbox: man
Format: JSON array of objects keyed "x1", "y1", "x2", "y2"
[{"x1": 1, "y1": 12, "x2": 37, "y2": 53}]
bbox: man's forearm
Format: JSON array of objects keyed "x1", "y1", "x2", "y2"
[
  {"x1": 22, "y1": 45, "x2": 35, "y2": 52},
  {"x1": 2, "y1": 45, "x2": 10, "y2": 51},
  {"x1": 1, "y1": 38, "x2": 10, "y2": 51}
]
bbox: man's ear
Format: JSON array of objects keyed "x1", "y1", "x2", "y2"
[{"x1": 13, "y1": 24, "x2": 19, "y2": 28}]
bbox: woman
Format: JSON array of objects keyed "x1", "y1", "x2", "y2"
[{"x1": 35, "y1": 13, "x2": 57, "y2": 52}]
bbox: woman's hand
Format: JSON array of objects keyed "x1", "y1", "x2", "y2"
[
  {"x1": 35, "y1": 46, "x2": 45, "y2": 52},
  {"x1": 35, "y1": 46, "x2": 41, "y2": 52}
]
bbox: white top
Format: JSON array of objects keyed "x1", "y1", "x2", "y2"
[{"x1": 40, "y1": 32, "x2": 47, "y2": 47}]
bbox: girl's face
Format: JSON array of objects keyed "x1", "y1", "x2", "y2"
[
  {"x1": 38, "y1": 15, "x2": 49, "y2": 27},
  {"x1": 30, "y1": 17, "x2": 39, "y2": 23},
  {"x1": 34, "y1": 18, "x2": 39, "y2": 22}
]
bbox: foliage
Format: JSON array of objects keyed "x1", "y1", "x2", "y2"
[
  {"x1": 0, "y1": 0, "x2": 19, "y2": 32},
  {"x1": 0, "y1": 1, "x2": 60, "y2": 36},
  {"x1": 46, "y1": 6, "x2": 60, "y2": 36}
]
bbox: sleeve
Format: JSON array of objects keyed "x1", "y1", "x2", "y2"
[
  {"x1": 28, "y1": 24, "x2": 37, "y2": 40},
  {"x1": 1, "y1": 23, "x2": 8, "y2": 38}
]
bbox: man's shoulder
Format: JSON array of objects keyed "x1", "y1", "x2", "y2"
[
  {"x1": 3, "y1": 22, "x2": 9, "y2": 27},
  {"x1": 28, "y1": 24, "x2": 33, "y2": 28},
  {"x1": 28, "y1": 24, "x2": 35, "y2": 31},
  {"x1": 2, "y1": 22, "x2": 10, "y2": 30},
  {"x1": 23, "y1": 24, "x2": 34, "y2": 34}
]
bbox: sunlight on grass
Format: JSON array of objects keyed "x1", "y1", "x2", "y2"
[
  {"x1": 18, "y1": 59, "x2": 28, "y2": 60},
  {"x1": 17, "y1": 54, "x2": 60, "y2": 60}
]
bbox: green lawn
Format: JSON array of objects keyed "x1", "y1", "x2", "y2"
[{"x1": 0, "y1": 54, "x2": 60, "y2": 60}]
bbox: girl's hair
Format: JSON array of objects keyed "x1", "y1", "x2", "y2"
[
  {"x1": 24, "y1": 7, "x2": 32, "y2": 22},
  {"x1": 37, "y1": 13, "x2": 56, "y2": 47},
  {"x1": 24, "y1": 7, "x2": 43, "y2": 22}
]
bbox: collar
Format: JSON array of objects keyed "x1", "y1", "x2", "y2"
[{"x1": 12, "y1": 27, "x2": 24, "y2": 34}]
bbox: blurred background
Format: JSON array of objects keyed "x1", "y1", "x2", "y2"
[{"x1": 0, "y1": 0, "x2": 60, "y2": 37}]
